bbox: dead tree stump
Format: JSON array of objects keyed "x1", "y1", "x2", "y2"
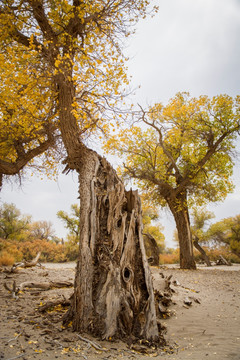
[
  {"x1": 143, "y1": 233, "x2": 160, "y2": 266},
  {"x1": 64, "y1": 150, "x2": 163, "y2": 344}
]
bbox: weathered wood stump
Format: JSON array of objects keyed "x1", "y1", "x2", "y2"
[
  {"x1": 143, "y1": 233, "x2": 160, "y2": 266},
  {"x1": 64, "y1": 149, "x2": 164, "y2": 345}
]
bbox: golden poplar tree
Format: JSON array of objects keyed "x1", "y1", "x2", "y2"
[
  {"x1": 106, "y1": 92, "x2": 240, "y2": 269},
  {"x1": 0, "y1": 0, "x2": 163, "y2": 343}
]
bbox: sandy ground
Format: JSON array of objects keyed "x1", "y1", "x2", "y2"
[{"x1": 0, "y1": 262, "x2": 239, "y2": 360}]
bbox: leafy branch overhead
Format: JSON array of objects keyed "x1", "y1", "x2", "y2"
[{"x1": 0, "y1": 0, "x2": 157, "y2": 184}]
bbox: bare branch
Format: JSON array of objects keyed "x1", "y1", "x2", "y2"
[
  {"x1": 28, "y1": 0, "x2": 57, "y2": 40},
  {"x1": 139, "y1": 107, "x2": 182, "y2": 183}
]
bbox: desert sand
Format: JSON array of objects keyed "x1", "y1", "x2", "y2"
[{"x1": 1, "y1": 262, "x2": 239, "y2": 360}]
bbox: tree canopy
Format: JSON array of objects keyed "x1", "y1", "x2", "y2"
[
  {"x1": 106, "y1": 92, "x2": 240, "y2": 268},
  {"x1": 0, "y1": 202, "x2": 30, "y2": 240},
  {"x1": 190, "y1": 207, "x2": 215, "y2": 242},
  {"x1": 207, "y1": 215, "x2": 240, "y2": 259},
  {"x1": 0, "y1": 0, "x2": 157, "y2": 185},
  {"x1": 0, "y1": 28, "x2": 60, "y2": 185},
  {"x1": 57, "y1": 204, "x2": 80, "y2": 239},
  {"x1": 107, "y1": 92, "x2": 240, "y2": 207}
]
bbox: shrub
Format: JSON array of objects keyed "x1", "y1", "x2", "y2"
[
  {"x1": 206, "y1": 246, "x2": 240, "y2": 264},
  {"x1": 159, "y1": 250, "x2": 179, "y2": 264},
  {"x1": 0, "y1": 251, "x2": 15, "y2": 266},
  {"x1": 0, "y1": 237, "x2": 69, "y2": 263},
  {"x1": 193, "y1": 244, "x2": 240, "y2": 264},
  {"x1": 0, "y1": 239, "x2": 23, "y2": 262}
]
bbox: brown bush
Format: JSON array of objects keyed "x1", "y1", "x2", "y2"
[
  {"x1": 159, "y1": 250, "x2": 179, "y2": 264},
  {"x1": 206, "y1": 246, "x2": 240, "y2": 264},
  {"x1": 17, "y1": 239, "x2": 66, "y2": 263},
  {"x1": 0, "y1": 238, "x2": 68, "y2": 264},
  {"x1": 0, "y1": 251, "x2": 15, "y2": 266},
  {"x1": 159, "y1": 246, "x2": 240, "y2": 265}
]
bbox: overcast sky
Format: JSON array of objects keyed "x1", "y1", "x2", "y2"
[{"x1": 1, "y1": 0, "x2": 240, "y2": 247}]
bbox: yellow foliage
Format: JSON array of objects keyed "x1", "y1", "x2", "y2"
[
  {"x1": 105, "y1": 92, "x2": 239, "y2": 208},
  {"x1": 0, "y1": 0, "x2": 156, "y2": 180}
]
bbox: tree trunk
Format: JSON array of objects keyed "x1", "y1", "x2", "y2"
[
  {"x1": 231, "y1": 248, "x2": 240, "y2": 259},
  {"x1": 143, "y1": 233, "x2": 160, "y2": 266},
  {"x1": 64, "y1": 147, "x2": 162, "y2": 344},
  {"x1": 54, "y1": 64, "x2": 162, "y2": 343},
  {"x1": 168, "y1": 195, "x2": 196, "y2": 270},
  {"x1": 193, "y1": 237, "x2": 212, "y2": 266}
]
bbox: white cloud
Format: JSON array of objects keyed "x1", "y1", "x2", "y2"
[{"x1": 126, "y1": 0, "x2": 240, "y2": 104}]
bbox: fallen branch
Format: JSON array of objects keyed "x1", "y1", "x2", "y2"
[
  {"x1": 6, "y1": 355, "x2": 25, "y2": 360},
  {"x1": 3, "y1": 280, "x2": 73, "y2": 298},
  {"x1": 54, "y1": 339, "x2": 64, "y2": 349},
  {"x1": 18, "y1": 280, "x2": 73, "y2": 291},
  {"x1": 76, "y1": 334, "x2": 108, "y2": 351},
  {"x1": 80, "y1": 355, "x2": 88, "y2": 360},
  {"x1": 10, "y1": 251, "x2": 42, "y2": 272},
  {"x1": 216, "y1": 255, "x2": 232, "y2": 266},
  {"x1": 7, "y1": 332, "x2": 22, "y2": 343},
  {"x1": 38, "y1": 297, "x2": 72, "y2": 312}
]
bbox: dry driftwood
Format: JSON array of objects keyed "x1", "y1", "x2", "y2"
[
  {"x1": 216, "y1": 255, "x2": 232, "y2": 266},
  {"x1": 76, "y1": 334, "x2": 108, "y2": 351},
  {"x1": 18, "y1": 280, "x2": 73, "y2": 291},
  {"x1": 4, "y1": 280, "x2": 73, "y2": 298},
  {"x1": 10, "y1": 251, "x2": 42, "y2": 272},
  {"x1": 38, "y1": 297, "x2": 72, "y2": 313}
]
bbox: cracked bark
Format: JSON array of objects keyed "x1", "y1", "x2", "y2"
[
  {"x1": 64, "y1": 148, "x2": 163, "y2": 344},
  {"x1": 167, "y1": 193, "x2": 196, "y2": 270}
]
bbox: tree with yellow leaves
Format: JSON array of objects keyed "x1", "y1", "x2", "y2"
[
  {"x1": 106, "y1": 92, "x2": 240, "y2": 269},
  {"x1": 0, "y1": 43, "x2": 60, "y2": 186},
  {"x1": 0, "y1": 0, "x2": 162, "y2": 343},
  {"x1": 207, "y1": 215, "x2": 240, "y2": 259}
]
